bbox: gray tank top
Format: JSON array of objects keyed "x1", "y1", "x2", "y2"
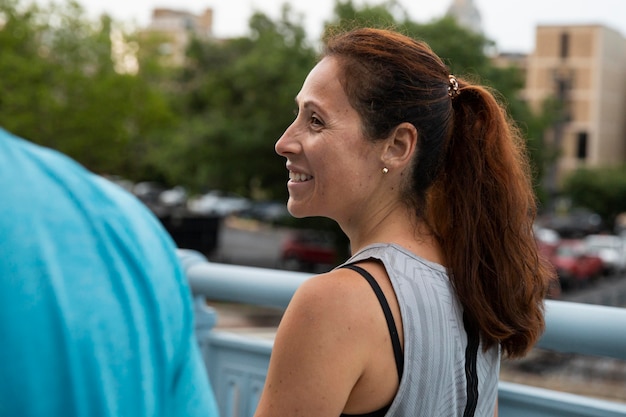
[{"x1": 340, "y1": 243, "x2": 500, "y2": 417}]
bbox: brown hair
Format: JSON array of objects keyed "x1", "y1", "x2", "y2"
[{"x1": 323, "y1": 27, "x2": 554, "y2": 358}]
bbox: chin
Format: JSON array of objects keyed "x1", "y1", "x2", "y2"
[
  {"x1": 286, "y1": 200, "x2": 314, "y2": 219},
  {"x1": 286, "y1": 208, "x2": 308, "y2": 219}
]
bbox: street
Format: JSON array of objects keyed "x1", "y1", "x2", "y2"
[{"x1": 208, "y1": 217, "x2": 292, "y2": 269}]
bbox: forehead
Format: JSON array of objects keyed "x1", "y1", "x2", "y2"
[{"x1": 296, "y1": 57, "x2": 351, "y2": 110}]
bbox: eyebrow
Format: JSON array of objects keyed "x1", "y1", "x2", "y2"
[{"x1": 295, "y1": 97, "x2": 321, "y2": 111}]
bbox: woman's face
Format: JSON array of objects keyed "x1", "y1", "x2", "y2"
[{"x1": 275, "y1": 56, "x2": 385, "y2": 223}]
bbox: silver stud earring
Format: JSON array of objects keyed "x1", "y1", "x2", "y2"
[{"x1": 382, "y1": 167, "x2": 389, "y2": 174}]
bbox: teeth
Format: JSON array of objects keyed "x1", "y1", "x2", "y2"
[{"x1": 289, "y1": 171, "x2": 313, "y2": 182}]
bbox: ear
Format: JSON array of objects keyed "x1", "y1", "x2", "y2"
[{"x1": 381, "y1": 122, "x2": 417, "y2": 170}]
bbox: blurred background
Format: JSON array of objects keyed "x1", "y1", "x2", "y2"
[
  {"x1": 3, "y1": 0, "x2": 626, "y2": 269},
  {"x1": 2, "y1": 0, "x2": 626, "y2": 402}
]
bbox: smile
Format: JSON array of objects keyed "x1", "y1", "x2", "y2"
[{"x1": 289, "y1": 171, "x2": 313, "y2": 182}]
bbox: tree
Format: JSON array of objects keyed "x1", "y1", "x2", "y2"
[
  {"x1": 0, "y1": 0, "x2": 177, "y2": 179},
  {"x1": 1, "y1": 0, "x2": 557, "y2": 207},
  {"x1": 562, "y1": 166, "x2": 626, "y2": 228},
  {"x1": 155, "y1": 5, "x2": 317, "y2": 197}
]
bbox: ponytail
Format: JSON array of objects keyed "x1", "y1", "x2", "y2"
[
  {"x1": 427, "y1": 82, "x2": 555, "y2": 358},
  {"x1": 321, "y1": 27, "x2": 554, "y2": 358}
]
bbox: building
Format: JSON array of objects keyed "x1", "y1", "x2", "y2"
[
  {"x1": 446, "y1": 0, "x2": 483, "y2": 34},
  {"x1": 491, "y1": 52, "x2": 529, "y2": 84},
  {"x1": 141, "y1": 8, "x2": 214, "y2": 66},
  {"x1": 523, "y1": 25, "x2": 626, "y2": 188}
]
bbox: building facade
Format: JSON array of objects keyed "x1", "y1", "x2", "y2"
[
  {"x1": 523, "y1": 25, "x2": 626, "y2": 186},
  {"x1": 141, "y1": 8, "x2": 214, "y2": 66},
  {"x1": 446, "y1": 0, "x2": 483, "y2": 34}
]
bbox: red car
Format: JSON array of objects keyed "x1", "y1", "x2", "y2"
[
  {"x1": 280, "y1": 230, "x2": 337, "y2": 272},
  {"x1": 549, "y1": 239, "x2": 604, "y2": 290}
]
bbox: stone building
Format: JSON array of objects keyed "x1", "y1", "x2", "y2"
[
  {"x1": 523, "y1": 25, "x2": 626, "y2": 188},
  {"x1": 141, "y1": 8, "x2": 214, "y2": 66}
]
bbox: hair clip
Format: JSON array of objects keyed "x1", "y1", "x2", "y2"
[{"x1": 448, "y1": 75, "x2": 460, "y2": 98}]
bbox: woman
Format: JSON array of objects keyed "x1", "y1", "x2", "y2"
[{"x1": 255, "y1": 28, "x2": 554, "y2": 417}]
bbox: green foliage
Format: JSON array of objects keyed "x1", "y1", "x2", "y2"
[
  {"x1": 563, "y1": 166, "x2": 626, "y2": 227},
  {"x1": 327, "y1": 0, "x2": 401, "y2": 30},
  {"x1": 1, "y1": 0, "x2": 558, "y2": 208},
  {"x1": 154, "y1": 5, "x2": 317, "y2": 197},
  {"x1": 324, "y1": 2, "x2": 494, "y2": 82},
  {"x1": 0, "y1": 0, "x2": 177, "y2": 178}
]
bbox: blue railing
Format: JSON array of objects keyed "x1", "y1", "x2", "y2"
[{"x1": 178, "y1": 249, "x2": 626, "y2": 417}]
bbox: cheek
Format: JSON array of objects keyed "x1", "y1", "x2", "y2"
[
  {"x1": 316, "y1": 132, "x2": 373, "y2": 186},
  {"x1": 329, "y1": 161, "x2": 371, "y2": 195}
]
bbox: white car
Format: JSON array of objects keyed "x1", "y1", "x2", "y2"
[
  {"x1": 534, "y1": 225, "x2": 560, "y2": 246},
  {"x1": 583, "y1": 234, "x2": 626, "y2": 275},
  {"x1": 187, "y1": 190, "x2": 251, "y2": 216}
]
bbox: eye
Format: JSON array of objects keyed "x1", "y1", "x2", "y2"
[{"x1": 310, "y1": 113, "x2": 324, "y2": 128}]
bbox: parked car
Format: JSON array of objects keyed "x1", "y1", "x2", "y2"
[
  {"x1": 132, "y1": 181, "x2": 168, "y2": 207},
  {"x1": 280, "y1": 230, "x2": 337, "y2": 272},
  {"x1": 537, "y1": 208, "x2": 603, "y2": 238},
  {"x1": 159, "y1": 185, "x2": 187, "y2": 208},
  {"x1": 238, "y1": 200, "x2": 290, "y2": 224},
  {"x1": 534, "y1": 225, "x2": 560, "y2": 259},
  {"x1": 583, "y1": 234, "x2": 626, "y2": 275},
  {"x1": 550, "y1": 239, "x2": 604, "y2": 289},
  {"x1": 187, "y1": 190, "x2": 251, "y2": 217}
]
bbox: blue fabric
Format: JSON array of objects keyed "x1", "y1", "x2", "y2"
[{"x1": 0, "y1": 129, "x2": 219, "y2": 417}]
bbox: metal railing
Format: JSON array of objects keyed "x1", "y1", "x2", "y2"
[{"x1": 178, "y1": 250, "x2": 626, "y2": 417}]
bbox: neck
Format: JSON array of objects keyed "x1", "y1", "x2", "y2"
[{"x1": 342, "y1": 204, "x2": 445, "y2": 266}]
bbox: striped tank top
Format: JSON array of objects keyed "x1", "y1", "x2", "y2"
[{"x1": 339, "y1": 243, "x2": 500, "y2": 417}]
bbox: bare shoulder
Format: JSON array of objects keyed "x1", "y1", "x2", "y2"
[
  {"x1": 287, "y1": 267, "x2": 380, "y2": 324},
  {"x1": 254, "y1": 268, "x2": 381, "y2": 416},
  {"x1": 274, "y1": 265, "x2": 392, "y2": 370}
]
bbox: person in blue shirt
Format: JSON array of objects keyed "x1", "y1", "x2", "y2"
[{"x1": 0, "y1": 128, "x2": 219, "y2": 417}]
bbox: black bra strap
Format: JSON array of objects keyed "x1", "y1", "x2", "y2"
[{"x1": 342, "y1": 264, "x2": 404, "y2": 380}]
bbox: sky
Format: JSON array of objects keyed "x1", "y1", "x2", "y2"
[{"x1": 66, "y1": 0, "x2": 626, "y2": 53}]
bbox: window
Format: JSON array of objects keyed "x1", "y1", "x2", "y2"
[
  {"x1": 576, "y1": 132, "x2": 588, "y2": 160},
  {"x1": 560, "y1": 32, "x2": 570, "y2": 59}
]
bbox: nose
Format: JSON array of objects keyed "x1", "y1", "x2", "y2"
[{"x1": 275, "y1": 121, "x2": 298, "y2": 157}]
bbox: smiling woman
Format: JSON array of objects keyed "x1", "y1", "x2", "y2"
[
  {"x1": 277, "y1": 56, "x2": 380, "y2": 222},
  {"x1": 254, "y1": 27, "x2": 555, "y2": 417}
]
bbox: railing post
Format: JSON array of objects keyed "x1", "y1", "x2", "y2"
[{"x1": 180, "y1": 250, "x2": 220, "y2": 383}]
